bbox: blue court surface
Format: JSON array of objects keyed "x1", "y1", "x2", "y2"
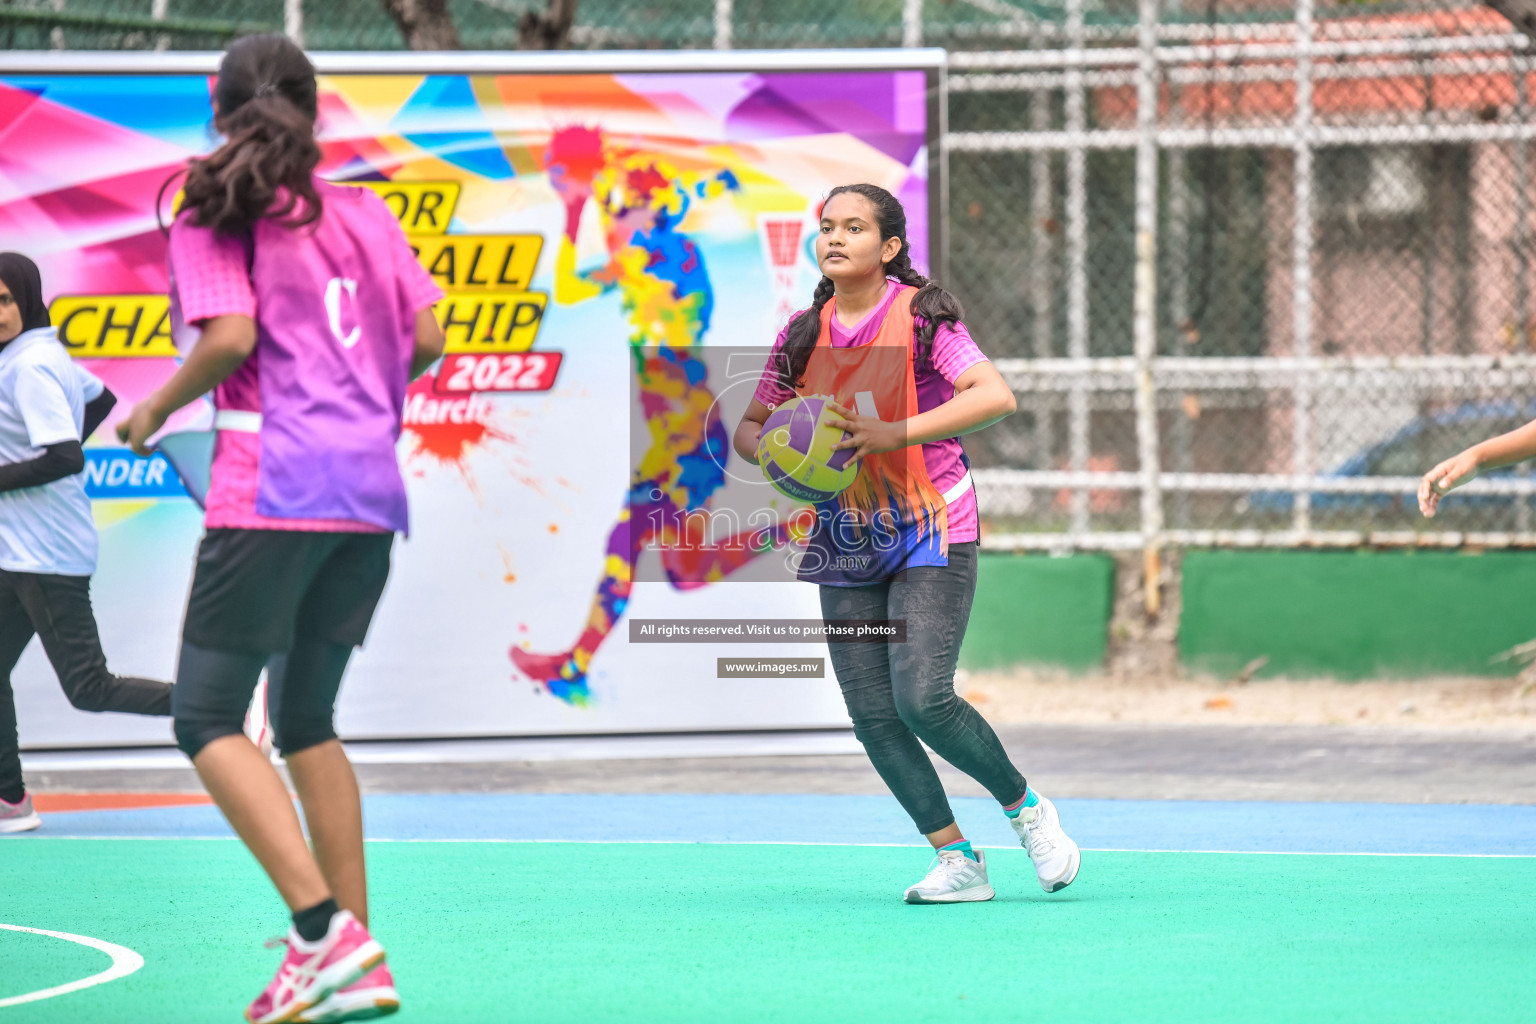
[{"x1": 18, "y1": 792, "x2": 1536, "y2": 855}]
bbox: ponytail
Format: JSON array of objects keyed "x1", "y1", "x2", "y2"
[
  {"x1": 180, "y1": 34, "x2": 322, "y2": 237},
  {"x1": 778, "y1": 183, "x2": 963, "y2": 390}
]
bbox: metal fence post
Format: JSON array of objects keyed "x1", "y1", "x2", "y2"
[
  {"x1": 151, "y1": 0, "x2": 168, "y2": 51},
  {"x1": 1168, "y1": 151, "x2": 1191, "y2": 531},
  {"x1": 1133, "y1": 0, "x2": 1163, "y2": 612},
  {"x1": 285, "y1": 0, "x2": 303, "y2": 46},
  {"x1": 1291, "y1": 0, "x2": 1315, "y2": 535},
  {"x1": 714, "y1": 0, "x2": 732, "y2": 50},
  {"x1": 938, "y1": 54, "x2": 950, "y2": 287},
  {"x1": 903, "y1": 0, "x2": 922, "y2": 48},
  {"x1": 1066, "y1": 0, "x2": 1091, "y2": 539},
  {"x1": 1164, "y1": 0, "x2": 1190, "y2": 535},
  {"x1": 1518, "y1": 59, "x2": 1532, "y2": 534},
  {"x1": 1030, "y1": 22, "x2": 1055, "y2": 481}
]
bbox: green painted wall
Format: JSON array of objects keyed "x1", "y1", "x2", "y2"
[
  {"x1": 1180, "y1": 549, "x2": 1536, "y2": 679},
  {"x1": 959, "y1": 553, "x2": 1116, "y2": 672}
]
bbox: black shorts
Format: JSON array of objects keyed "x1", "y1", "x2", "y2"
[{"x1": 183, "y1": 528, "x2": 394, "y2": 655}]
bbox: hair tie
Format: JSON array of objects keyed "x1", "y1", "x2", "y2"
[{"x1": 253, "y1": 82, "x2": 278, "y2": 98}]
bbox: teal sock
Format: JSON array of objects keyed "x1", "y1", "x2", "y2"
[
  {"x1": 937, "y1": 839, "x2": 979, "y2": 863},
  {"x1": 1003, "y1": 787, "x2": 1040, "y2": 818}
]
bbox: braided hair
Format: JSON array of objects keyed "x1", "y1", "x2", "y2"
[{"x1": 776, "y1": 183, "x2": 963, "y2": 393}]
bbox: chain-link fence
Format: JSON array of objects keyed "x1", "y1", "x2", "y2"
[
  {"x1": 950, "y1": 1, "x2": 1536, "y2": 554},
  {"x1": 16, "y1": 0, "x2": 1480, "y2": 52},
  {"x1": 0, "y1": 0, "x2": 905, "y2": 51},
  {"x1": 9, "y1": 0, "x2": 1536, "y2": 552}
]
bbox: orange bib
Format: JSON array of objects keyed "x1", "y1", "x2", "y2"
[{"x1": 794, "y1": 286, "x2": 949, "y2": 583}]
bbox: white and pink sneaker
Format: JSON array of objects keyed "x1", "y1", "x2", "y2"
[
  {"x1": 244, "y1": 672, "x2": 276, "y2": 760},
  {"x1": 297, "y1": 964, "x2": 400, "y2": 1022},
  {"x1": 245, "y1": 910, "x2": 384, "y2": 1024}
]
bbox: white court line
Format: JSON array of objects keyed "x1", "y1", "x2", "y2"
[
  {"x1": 1074, "y1": 847, "x2": 1536, "y2": 859},
  {"x1": 18, "y1": 835, "x2": 1536, "y2": 857},
  {"x1": 0, "y1": 924, "x2": 144, "y2": 1009}
]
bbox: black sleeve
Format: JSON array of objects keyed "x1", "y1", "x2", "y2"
[
  {"x1": 0, "y1": 441, "x2": 86, "y2": 494},
  {"x1": 82, "y1": 387, "x2": 117, "y2": 442}
]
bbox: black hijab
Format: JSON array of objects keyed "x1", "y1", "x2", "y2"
[{"x1": 0, "y1": 253, "x2": 50, "y2": 334}]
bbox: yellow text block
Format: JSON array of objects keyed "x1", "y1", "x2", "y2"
[
  {"x1": 51, "y1": 295, "x2": 176, "y2": 357},
  {"x1": 411, "y1": 235, "x2": 544, "y2": 292},
  {"x1": 352, "y1": 180, "x2": 461, "y2": 235},
  {"x1": 435, "y1": 292, "x2": 548, "y2": 353}
]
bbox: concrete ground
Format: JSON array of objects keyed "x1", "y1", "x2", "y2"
[{"x1": 22, "y1": 722, "x2": 1536, "y2": 805}]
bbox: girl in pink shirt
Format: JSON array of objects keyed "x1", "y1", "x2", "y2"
[
  {"x1": 118, "y1": 35, "x2": 444, "y2": 1023},
  {"x1": 734, "y1": 184, "x2": 1081, "y2": 906}
]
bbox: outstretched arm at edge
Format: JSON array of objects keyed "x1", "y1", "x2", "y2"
[{"x1": 1418, "y1": 417, "x2": 1536, "y2": 517}]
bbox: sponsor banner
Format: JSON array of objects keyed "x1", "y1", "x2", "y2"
[
  {"x1": 4, "y1": 64, "x2": 935, "y2": 744},
  {"x1": 53, "y1": 295, "x2": 176, "y2": 357},
  {"x1": 433, "y1": 353, "x2": 562, "y2": 395},
  {"x1": 82, "y1": 449, "x2": 188, "y2": 500}
]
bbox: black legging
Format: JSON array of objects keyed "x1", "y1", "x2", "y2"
[
  {"x1": 819, "y1": 542, "x2": 1027, "y2": 835},
  {"x1": 0, "y1": 567, "x2": 172, "y2": 801},
  {"x1": 172, "y1": 639, "x2": 353, "y2": 761}
]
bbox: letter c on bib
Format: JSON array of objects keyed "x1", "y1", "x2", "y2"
[{"x1": 324, "y1": 277, "x2": 362, "y2": 349}]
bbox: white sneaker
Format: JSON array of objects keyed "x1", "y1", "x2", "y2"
[
  {"x1": 904, "y1": 849, "x2": 995, "y2": 904},
  {"x1": 0, "y1": 792, "x2": 41, "y2": 834},
  {"x1": 1011, "y1": 795, "x2": 1081, "y2": 893},
  {"x1": 244, "y1": 672, "x2": 276, "y2": 760}
]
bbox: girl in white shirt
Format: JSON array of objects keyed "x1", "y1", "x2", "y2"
[{"x1": 0, "y1": 252, "x2": 172, "y2": 835}]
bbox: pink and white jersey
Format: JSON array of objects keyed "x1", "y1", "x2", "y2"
[
  {"x1": 168, "y1": 179, "x2": 443, "y2": 533},
  {"x1": 754, "y1": 279, "x2": 987, "y2": 543}
]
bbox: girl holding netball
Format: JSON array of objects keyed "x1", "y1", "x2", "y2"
[
  {"x1": 733, "y1": 184, "x2": 1079, "y2": 904},
  {"x1": 119, "y1": 35, "x2": 444, "y2": 1022}
]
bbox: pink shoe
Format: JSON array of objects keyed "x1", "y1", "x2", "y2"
[
  {"x1": 245, "y1": 910, "x2": 384, "y2": 1024},
  {"x1": 297, "y1": 964, "x2": 400, "y2": 1022},
  {"x1": 0, "y1": 792, "x2": 41, "y2": 834}
]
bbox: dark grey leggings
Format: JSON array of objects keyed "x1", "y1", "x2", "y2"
[
  {"x1": 0, "y1": 568, "x2": 171, "y2": 801},
  {"x1": 820, "y1": 542, "x2": 1026, "y2": 835}
]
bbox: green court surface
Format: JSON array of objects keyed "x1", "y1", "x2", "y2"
[{"x1": 2, "y1": 839, "x2": 1533, "y2": 1023}]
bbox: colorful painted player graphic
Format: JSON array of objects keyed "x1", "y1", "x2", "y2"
[{"x1": 510, "y1": 127, "x2": 789, "y2": 705}]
